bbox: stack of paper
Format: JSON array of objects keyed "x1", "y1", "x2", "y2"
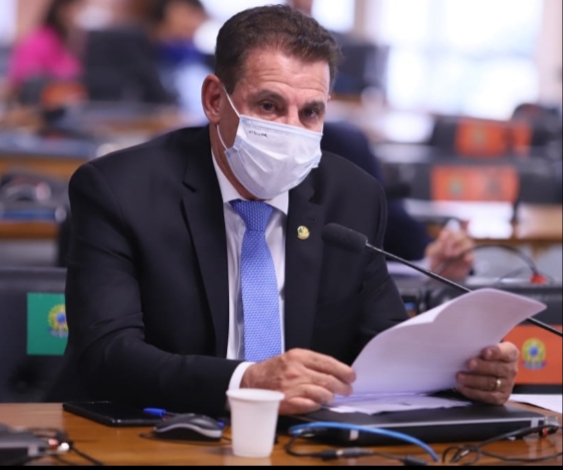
[{"x1": 330, "y1": 288, "x2": 546, "y2": 414}]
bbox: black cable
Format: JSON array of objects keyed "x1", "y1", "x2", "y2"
[
  {"x1": 479, "y1": 448, "x2": 563, "y2": 464},
  {"x1": 442, "y1": 422, "x2": 562, "y2": 465},
  {"x1": 0, "y1": 427, "x2": 104, "y2": 466},
  {"x1": 285, "y1": 431, "x2": 428, "y2": 465},
  {"x1": 68, "y1": 443, "x2": 105, "y2": 466}
]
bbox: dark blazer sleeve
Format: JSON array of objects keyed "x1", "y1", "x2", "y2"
[
  {"x1": 321, "y1": 121, "x2": 433, "y2": 260},
  {"x1": 59, "y1": 161, "x2": 240, "y2": 416}
]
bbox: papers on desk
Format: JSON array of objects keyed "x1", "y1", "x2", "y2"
[
  {"x1": 327, "y1": 288, "x2": 546, "y2": 415},
  {"x1": 329, "y1": 393, "x2": 471, "y2": 414},
  {"x1": 509, "y1": 394, "x2": 563, "y2": 414}
]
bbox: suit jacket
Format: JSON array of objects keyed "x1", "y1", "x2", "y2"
[
  {"x1": 47, "y1": 126, "x2": 408, "y2": 416},
  {"x1": 321, "y1": 121, "x2": 433, "y2": 260}
]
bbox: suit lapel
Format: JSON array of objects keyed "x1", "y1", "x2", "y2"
[
  {"x1": 181, "y1": 129, "x2": 230, "y2": 357},
  {"x1": 179, "y1": 128, "x2": 325, "y2": 355},
  {"x1": 284, "y1": 176, "x2": 324, "y2": 350}
]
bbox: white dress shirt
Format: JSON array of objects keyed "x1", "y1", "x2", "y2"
[{"x1": 211, "y1": 152, "x2": 288, "y2": 390}]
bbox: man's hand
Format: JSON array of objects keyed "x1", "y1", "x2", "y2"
[
  {"x1": 425, "y1": 222, "x2": 474, "y2": 280},
  {"x1": 240, "y1": 348, "x2": 356, "y2": 415},
  {"x1": 455, "y1": 342, "x2": 519, "y2": 405}
]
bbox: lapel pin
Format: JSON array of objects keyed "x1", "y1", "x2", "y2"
[{"x1": 297, "y1": 226, "x2": 310, "y2": 240}]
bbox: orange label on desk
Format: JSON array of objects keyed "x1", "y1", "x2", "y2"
[
  {"x1": 504, "y1": 325, "x2": 562, "y2": 385},
  {"x1": 431, "y1": 165, "x2": 519, "y2": 202},
  {"x1": 41, "y1": 80, "x2": 88, "y2": 109},
  {"x1": 455, "y1": 118, "x2": 531, "y2": 157}
]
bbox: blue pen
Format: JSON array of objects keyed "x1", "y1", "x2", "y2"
[{"x1": 143, "y1": 407, "x2": 177, "y2": 418}]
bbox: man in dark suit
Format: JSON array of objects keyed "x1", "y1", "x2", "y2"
[{"x1": 48, "y1": 5, "x2": 518, "y2": 417}]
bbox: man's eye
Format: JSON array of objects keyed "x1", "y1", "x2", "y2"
[
  {"x1": 261, "y1": 102, "x2": 276, "y2": 112},
  {"x1": 303, "y1": 108, "x2": 320, "y2": 119}
]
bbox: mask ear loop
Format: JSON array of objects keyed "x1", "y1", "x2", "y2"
[
  {"x1": 222, "y1": 87, "x2": 242, "y2": 118},
  {"x1": 216, "y1": 123, "x2": 229, "y2": 151},
  {"x1": 216, "y1": 87, "x2": 241, "y2": 150}
]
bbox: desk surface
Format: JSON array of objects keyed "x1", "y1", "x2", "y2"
[{"x1": 0, "y1": 403, "x2": 560, "y2": 466}]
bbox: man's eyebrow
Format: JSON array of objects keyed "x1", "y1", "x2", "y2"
[
  {"x1": 250, "y1": 90, "x2": 286, "y2": 102},
  {"x1": 305, "y1": 100, "x2": 327, "y2": 114}
]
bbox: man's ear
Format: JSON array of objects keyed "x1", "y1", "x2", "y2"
[{"x1": 201, "y1": 74, "x2": 222, "y2": 124}]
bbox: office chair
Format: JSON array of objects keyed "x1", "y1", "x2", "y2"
[
  {"x1": 511, "y1": 102, "x2": 562, "y2": 146},
  {"x1": 0, "y1": 266, "x2": 67, "y2": 402}
]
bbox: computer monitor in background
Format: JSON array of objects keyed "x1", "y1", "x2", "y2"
[{"x1": 332, "y1": 38, "x2": 389, "y2": 100}]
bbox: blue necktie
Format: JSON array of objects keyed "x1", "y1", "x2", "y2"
[{"x1": 231, "y1": 200, "x2": 282, "y2": 362}]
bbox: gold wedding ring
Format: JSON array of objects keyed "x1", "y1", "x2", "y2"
[{"x1": 494, "y1": 378, "x2": 502, "y2": 391}]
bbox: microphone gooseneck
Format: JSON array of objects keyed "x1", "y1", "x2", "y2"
[{"x1": 321, "y1": 223, "x2": 562, "y2": 338}]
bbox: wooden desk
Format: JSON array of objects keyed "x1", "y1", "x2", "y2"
[
  {"x1": 0, "y1": 403, "x2": 560, "y2": 466},
  {"x1": 0, "y1": 220, "x2": 59, "y2": 240},
  {"x1": 0, "y1": 154, "x2": 87, "y2": 181}
]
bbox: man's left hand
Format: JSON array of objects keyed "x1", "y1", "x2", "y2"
[{"x1": 455, "y1": 342, "x2": 519, "y2": 405}]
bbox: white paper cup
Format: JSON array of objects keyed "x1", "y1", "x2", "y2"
[{"x1": 226, "y1": 388, "x2": 285, "y2": 458}]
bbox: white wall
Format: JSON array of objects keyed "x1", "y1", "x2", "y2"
[
  {"x1": 0, "y1": 0, "x2": 17, "y2": 45},
  {"x1": 536, "y1": 0, "x2": 563, "y2": 105}
]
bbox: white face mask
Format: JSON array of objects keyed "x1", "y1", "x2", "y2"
[{"x1": 217, "y1": 91, "x2": 323, "y2": 200}]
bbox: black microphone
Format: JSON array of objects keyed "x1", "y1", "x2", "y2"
[{"x1": 322, "y1": 222, "x2": 562, "y2": 337}]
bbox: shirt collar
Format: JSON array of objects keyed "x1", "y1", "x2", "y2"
[{"x1": 211, "y1": 150, "x2": 288, "y2": 215}]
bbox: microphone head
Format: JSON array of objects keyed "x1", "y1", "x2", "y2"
[{"x1": 322, "y1": 223, "x2": 368, "y2": 253}]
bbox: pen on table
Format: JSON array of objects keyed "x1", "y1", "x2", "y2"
[{"x1": 143, "y1": 407, "x2": 177, "y2": 419}]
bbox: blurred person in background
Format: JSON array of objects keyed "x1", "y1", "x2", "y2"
[
  {"x1": 83, "y1": 0, "x2": 211, "y2": 118},
  {"x1": 6, "y1": 0, "x2": 87, "y2": 105},
  {"x1": 288, "y1": 0, "x2": 314, "y2": 16}
]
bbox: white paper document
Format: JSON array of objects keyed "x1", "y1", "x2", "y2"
[
  {"x1": 329, "y1": 393, "x2": 471, "y2": 414},
  {"x1": 509, "y1": 394, "x2": 563, "y2": 414},
  {"x1": 327, "y1": 288, "x2": 546, "y2": 414}
]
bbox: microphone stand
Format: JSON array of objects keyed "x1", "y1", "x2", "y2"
[{"x1": 367, "y1": 242, "x2": 563, "y2": 338}]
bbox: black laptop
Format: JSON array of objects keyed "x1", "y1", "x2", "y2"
[{"x1": 279, "y1": 397, "x2": 550, "y2": 446}]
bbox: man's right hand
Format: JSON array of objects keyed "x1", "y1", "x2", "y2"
[{"x1": 240, "y1": 348, "x2": 356, "y2": 415}]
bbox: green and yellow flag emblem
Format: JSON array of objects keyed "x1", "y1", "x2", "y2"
[{"x1": 27, "y1": 292, "x2": 67, "y2": 355}]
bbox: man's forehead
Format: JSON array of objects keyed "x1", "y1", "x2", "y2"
[{"x1": 235, "y1": 48, "x2": 331, "y2": 98}]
